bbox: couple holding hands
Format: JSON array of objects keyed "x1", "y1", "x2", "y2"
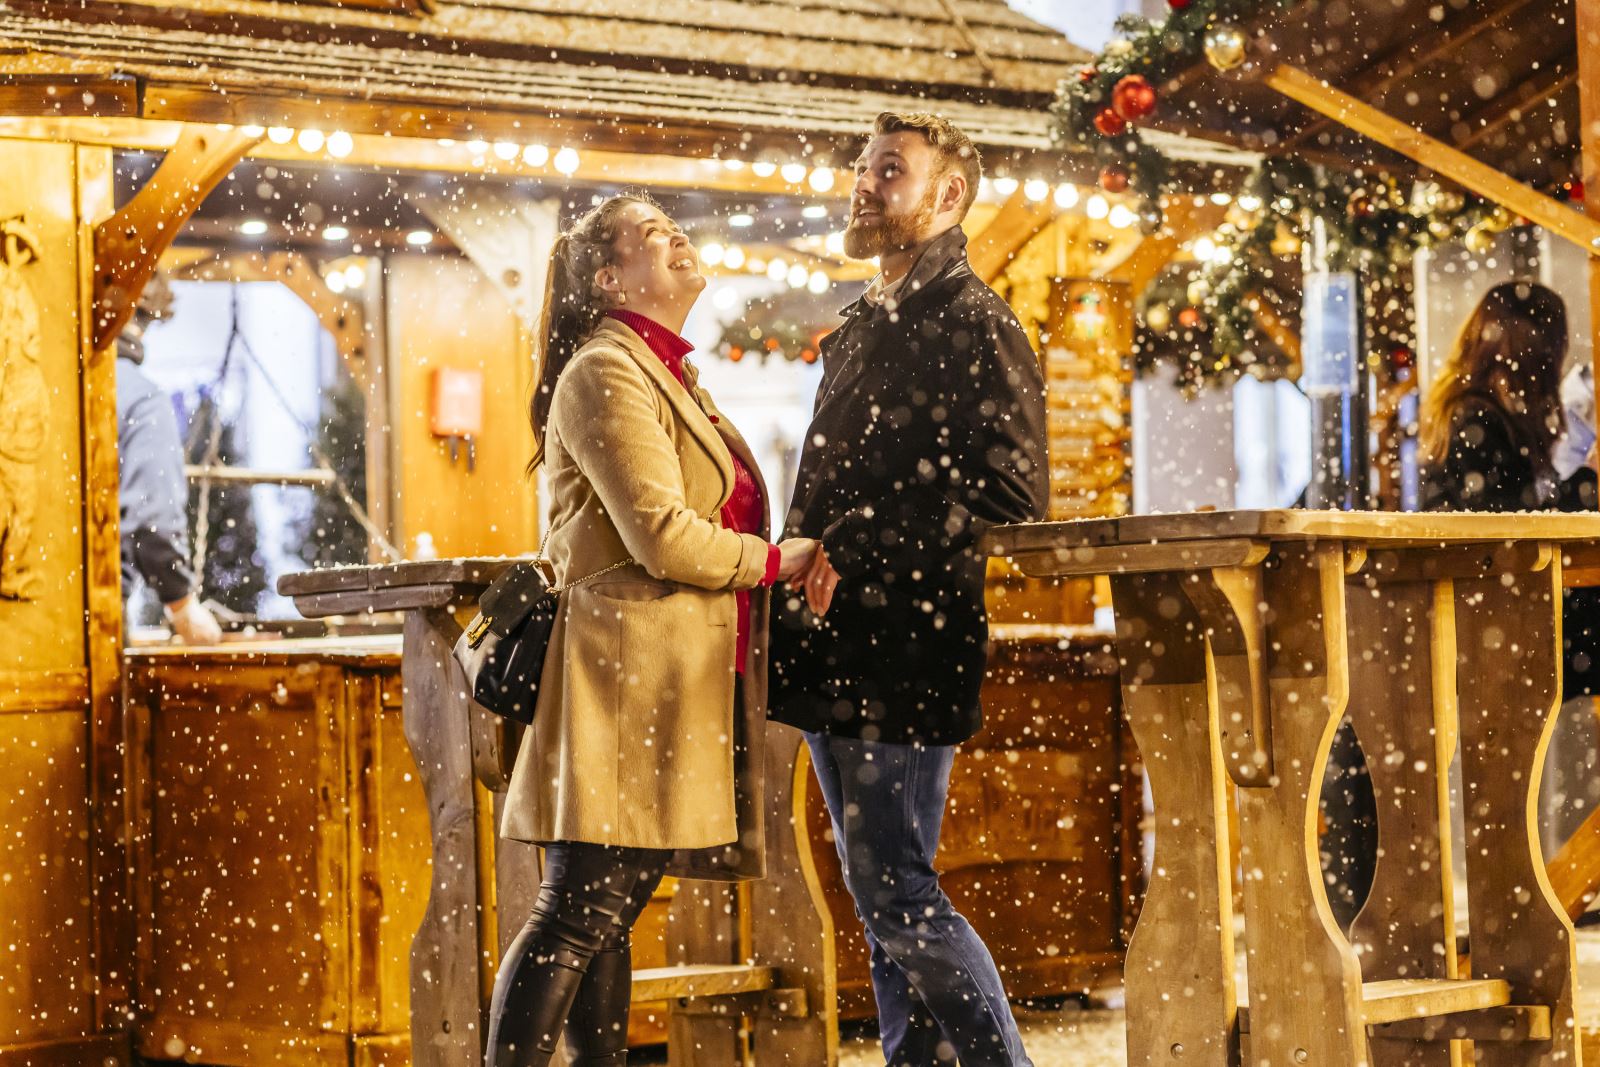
[{"x1": 487, "y1": 112, "x2": 1049, "y2": 1067}]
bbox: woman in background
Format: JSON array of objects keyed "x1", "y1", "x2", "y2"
[{"x1": 1419, "y1": 278, "x2": 1598, "y2": 695}]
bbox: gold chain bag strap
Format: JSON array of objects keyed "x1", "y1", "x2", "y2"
[{"x1": 452, "y1": 527, "x2": 634, "y2": 723}]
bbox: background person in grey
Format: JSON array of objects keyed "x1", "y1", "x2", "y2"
[
  {"x1": 117, "y1": 276, "x2": 221, "y2": 644},
  {"x1": 768, "y1": 113, "x2": 1048, "y2": 1067}
]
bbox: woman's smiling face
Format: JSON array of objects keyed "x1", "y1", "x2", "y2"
[{"x1": 598, "y1": 200, "x2": 705, "y2": 314}]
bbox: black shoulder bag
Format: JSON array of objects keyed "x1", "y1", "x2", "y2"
[{"x1": 452, "y1": 532, "x2": 632, "y2": 724}]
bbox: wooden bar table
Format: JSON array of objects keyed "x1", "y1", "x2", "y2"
[
  {"x1": 277, "y1": 559, "x2": 836, "y2": 1067},
  {"x1": 983, "y1": 509, "x2": 1600, "y2": 1067}
]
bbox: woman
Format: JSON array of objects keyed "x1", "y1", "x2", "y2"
[
  {"x1": 1419, "y1": 280, "x2": 1598, "y2": 698},
  {"x1": 487, "y1": 194, "x2": 817, "y2": 1066},
  {"x1": 1419, "y1": 280, "x2": 1588, "y2": 512}
]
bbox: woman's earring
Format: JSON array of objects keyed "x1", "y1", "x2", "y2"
[{"x1": 618, "y1": 289, "x2": 627, "y2": 305}]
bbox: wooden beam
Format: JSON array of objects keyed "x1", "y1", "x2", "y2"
[
  {"x1": 1455, "y1": 58, "x2": 1578, "y2": 153},
  {"x1": 1546, "y1": 799, "x2": 1600, "y2": 920},
  {"x1": 1280, "y1": 0, "x2": 1543, "y2": 151},
  {"x1": 0, "y1": 116, "x2": 852, "y2": 199},
  {"x1": 967, "y1": 189, "x2": 1056, "y2": 284},
  {"x1": 1104, "y1": 196, "x2": 1227, "y2": 291},
  {"x1": 1263, "y1": 63, "x2": 1600, "y2": 255},
  {"x1": 1580, "y1": 0, "x2": 1600, "y2": 513},
  {"x1": 0, "y1": 73, "x2": 139, "y2": 118},
  {"x1": 91, "y1": 125, "x2": 260, "y2": 350}
]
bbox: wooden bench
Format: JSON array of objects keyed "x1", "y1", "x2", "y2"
[
  {"x1": 279, "y1": 560, "x2": 836, "y2": 1067},
  {"x1": 984, "y1": 509, "x2": 1600, "y2": 1067}
]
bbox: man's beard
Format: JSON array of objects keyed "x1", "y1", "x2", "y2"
[{"x1": 842, "y1": 180, "x2": 941, "y2": 260}]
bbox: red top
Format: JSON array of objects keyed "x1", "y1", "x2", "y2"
[{"x1": 607, "y1": 310, "x2": 780, "y2": 674}]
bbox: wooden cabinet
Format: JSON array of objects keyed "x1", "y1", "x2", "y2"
[
  {"x1": 808, "y1": 630, "x2": 1139, "y2": 1016},
  {"x1": 125, "y1": 640, "x2": 424, "y2": 1067}
]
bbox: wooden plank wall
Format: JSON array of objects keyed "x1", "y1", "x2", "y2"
[{"x1": 385, "y1": 253, "x2": 540, "y2": 560}]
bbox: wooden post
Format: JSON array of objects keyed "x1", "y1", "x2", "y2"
[{"x1": 1579, "y1": 1, "x2": 1600, "y2": 510}]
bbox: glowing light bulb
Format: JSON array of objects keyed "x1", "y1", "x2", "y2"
[
  {"x1": 1054, "y1": 183, "x2": 1079, "y2": 209},
  {"x1": 553, "y1": 147, "x2": 580, "y2": 175},
  {"x1": 808, "y1": 167, "x2": 836, "y2": 193},
  {"x1": 296, "y1": 129, "x2": 325, "y2": 152},
  {"x1": 326, "y1": 131, "x2": 354, "y2": 158}
]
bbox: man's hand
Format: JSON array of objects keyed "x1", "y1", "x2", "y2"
[
  {"x1": 164, "y1": 594, "x2": 223, "y2": 645},
  {"x1": 775, "y1": 537, "x2": 820, "y2": 582},
  {"x1": 790, "y1": 543, "x2": 841, "y2": 616}
]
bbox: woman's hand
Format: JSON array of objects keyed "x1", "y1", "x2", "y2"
[
  {"x1": 775, "y1": 537, "x2": 820, "y2": 582},
  {"x1": 791, "y1": 543, "x2": 841, "y2": 617}
]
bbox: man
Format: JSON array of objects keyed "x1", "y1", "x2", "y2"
[
  {"x1": 769, "y1": 113, "x2": 1048, "y2": 1067},
  {"x1": 117, "y1": 275, "x2": 222, "y2": 644}
]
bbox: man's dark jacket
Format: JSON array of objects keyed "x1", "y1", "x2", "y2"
[{"x1": 768, "y1": 227, "x2": 1049, "y2": 745}]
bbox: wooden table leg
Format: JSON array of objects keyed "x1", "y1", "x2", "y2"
[
  {"x1": 403, "y1": 607, "x2": 488, "y2": 1065},
  {"x1": 1347, "y1": 579, "x2": 1462, "y2": 1067},
  {"x1": 1110, "y1": 572, "x2": 1237, "y2": 1067},
  {"x1": 1454, "y1": 563, "x2": 1582, "y2": 1067},
  {"x1": 1238, "y1": 543, "x2": 1368, "y2": 1067},
  {"x1": 746, "y1": 725, "x2": 838, "y2": 1066}
]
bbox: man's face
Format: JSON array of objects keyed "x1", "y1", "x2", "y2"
[{"x1": 843, "y1": 131, "x2": 944, "y2": 261}]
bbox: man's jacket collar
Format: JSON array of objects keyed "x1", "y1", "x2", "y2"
[{"x1": 840, "y1": 226, "x2": 970, "y2": 321}]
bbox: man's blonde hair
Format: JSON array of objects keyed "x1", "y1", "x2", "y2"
[{"x1": 872, "y1": 111, "x2": 983, "y2": 218}]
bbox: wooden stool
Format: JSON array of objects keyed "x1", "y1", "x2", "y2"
[
  {"x1": 280, "y1": 560, "x2": 835, "y2": 1066},
  {"x1": 984, "y1": 510, "x2": 1600, "y2": 1067}
]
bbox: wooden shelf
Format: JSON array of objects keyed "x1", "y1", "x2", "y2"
[{"x1": 631, "y1": 964, "x2": 778, "y2": 1002}]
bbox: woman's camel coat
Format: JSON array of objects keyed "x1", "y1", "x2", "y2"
[{"x1": 501, "y1": 318, "x2": 772, "y2": 881}]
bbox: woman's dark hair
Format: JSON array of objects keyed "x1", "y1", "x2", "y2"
[
  {"x1": 1420, "y1": 280, "x2": 1569, "y2": 473},
  {"x1": 527, "y1": 193, "x2": 657, "y2": 471}
]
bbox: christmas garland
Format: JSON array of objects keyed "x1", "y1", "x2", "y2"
[
  {"x1": 1051, "y1": 0, "x2": 1290, "y2": 212},
  {"x1": 1051, "y1": 3, "x2": 1577, "y2": 388},
  {"x1": 1136, "y1": 159, "x2": 1512, "y2": 390}
]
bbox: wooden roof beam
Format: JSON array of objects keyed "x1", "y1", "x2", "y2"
[
  {"x1": 92, "y1": 124, "x2": 260, "y2": 350},
  {"x1": 967, "y1": 189, "x2": 1057, "y2": 284},
  {"x1": 1262, "y1": 64, "x2": 1600, "y2": 255},
  {"x1": 1455, "y1": 58, "x2": 1578, "y2": 153},
  {"x1": 1279, "y1": 0, "x2": 1541, "y2": 151}
]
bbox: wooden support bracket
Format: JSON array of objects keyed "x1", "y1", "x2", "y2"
[
  {"x1": 92, "y1": 124, "x2": 261, "y2": 350},
  {"x1": 1185, "y1": 564, "x2": 1274, "y2": 787},
  {"x1": 968, "y1": 189, "x2": 1057, "y2": 285},
  {"x1": 1370, "y1": 1004, "x2": 1552, "y2": 1042},
  {"x1": 1263, "y1": 63, "x2": 1600, "y2": 256},
  {"x1": 167, "y1": 250, "x2": 369, "y2": 386},
  {"x1": 1350, "y1": 541, "x2": 1552, "y2": 583}
]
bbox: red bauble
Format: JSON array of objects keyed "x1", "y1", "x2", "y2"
[
  {"x1": 1168, "y1": 0, "x2": 1192, "y2": 8},
  {"x1": 1112, "y1": 74, "x2": 1157, "y2": 121},
  {"x1": 1078, "y1": 64, "x2": 1098, "y2": 83},
  {"x1": 1093, "y1": 108, "x2": 1127, "y2": 137},
  {"x1": 1099, "y1": 165, "x2": 1130, "y2": 193},
  {"x1": 1178, "y1": 307, "x2": 1204, "y2": 329},
  {"x1": 1389, "y1": 344, "x2": 1413, "y2": 370},
  {"x1": 1571, "y1": 179, "x2": 1586, "y2": 203}
]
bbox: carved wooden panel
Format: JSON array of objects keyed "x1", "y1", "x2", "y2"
[{"x1": 0, "y1": 140, "x2": 86, "y2": 669}]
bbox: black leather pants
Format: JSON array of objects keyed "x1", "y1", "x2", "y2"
[{"x1": 485, "y1": 842, "x2": 670, "y2": 1067}]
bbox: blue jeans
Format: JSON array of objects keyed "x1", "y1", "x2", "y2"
[{"x1": 804, "y1": 732, "x2": 1032, "y2": 1067}]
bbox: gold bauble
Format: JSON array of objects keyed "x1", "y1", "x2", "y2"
[
  {"x1": 1483, "y1": 205, "x2": 1514, "y2": 233},
  {"x1": 1145, "y1": 302, "x2": 1172, "y2": 333},
  {"x1": 1204, "y1": 25, "x2": 1247, "y2": 71},
  {"x1": 1268, "y1": 222, "x2": 1302, "y2": 257},
  {"x1": 1186, "y1": 279, "x2": 1210, "y2": 305},
  {"x1": 1427, "y1": 218, "x2": 1454, "y2": 241},
  {"x1": 1464, "y1": 225, "x2": 1495, "y2": 254}
]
